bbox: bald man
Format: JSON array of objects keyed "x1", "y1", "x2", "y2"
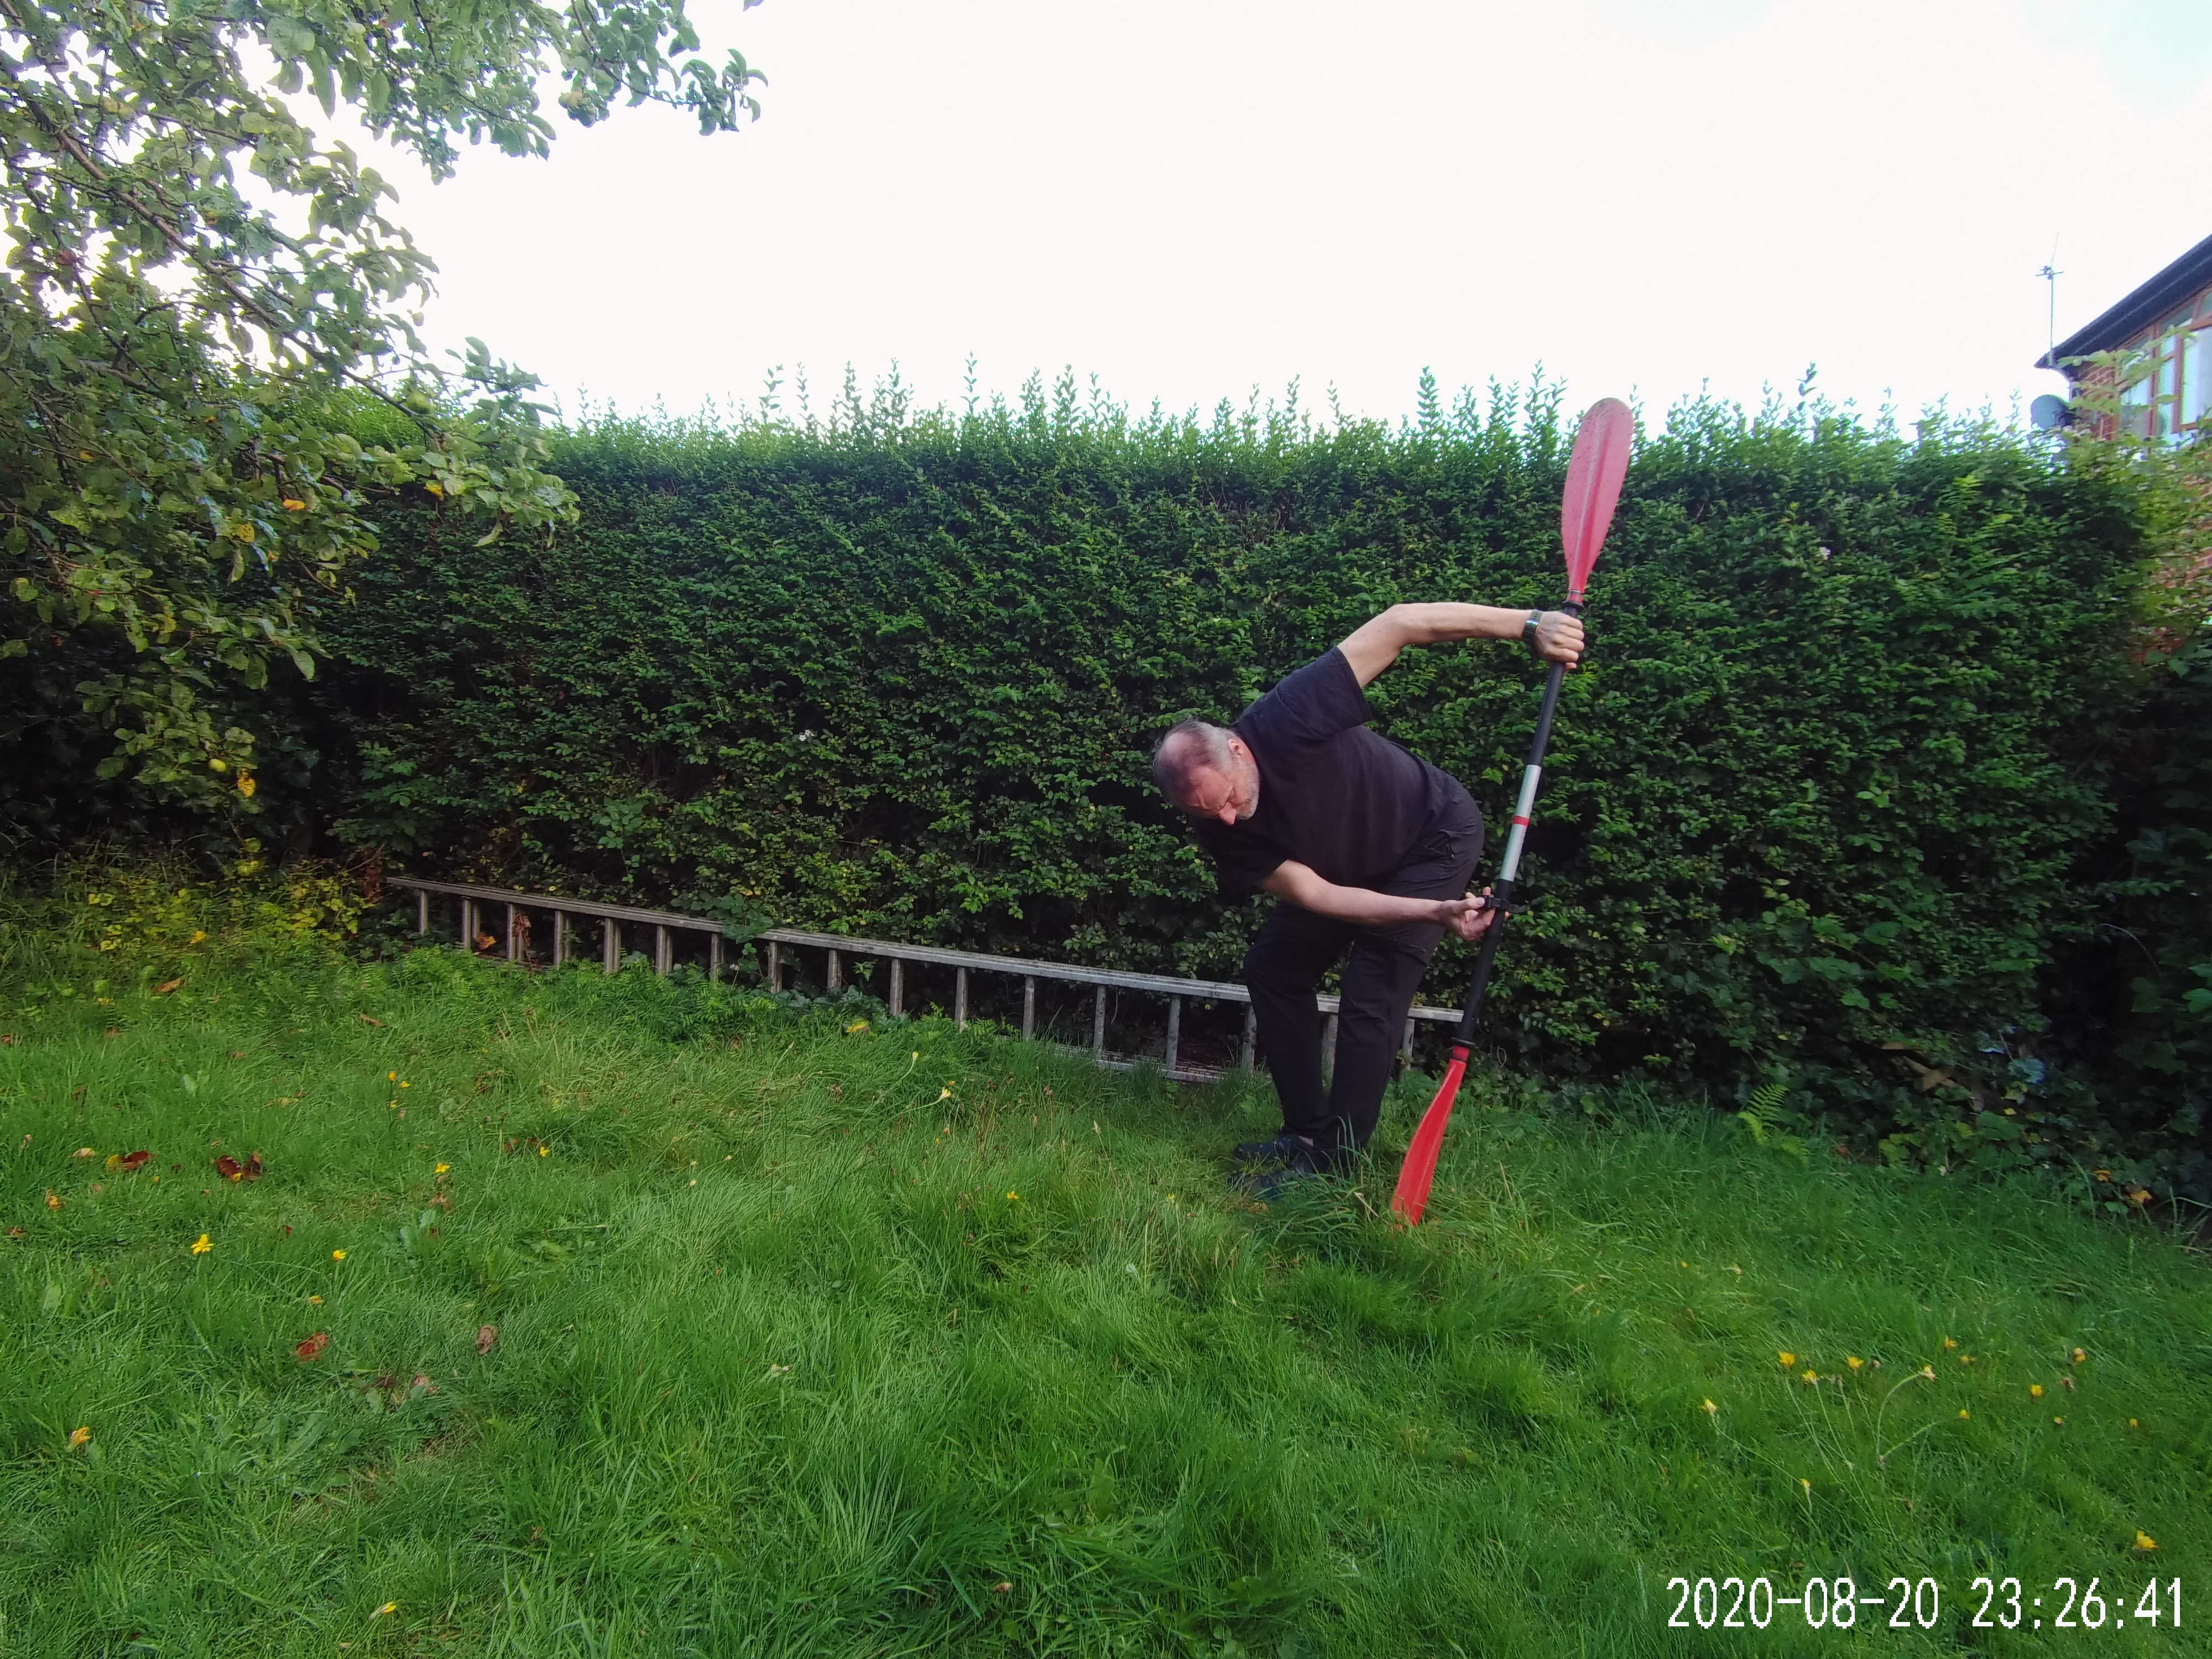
[{"x1": 1152, "y1": 603, "x2": 1585, "y2": 1195}]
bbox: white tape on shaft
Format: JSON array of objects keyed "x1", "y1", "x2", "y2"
[{"x1": 1499, "y1": 763, "x2": 1542, "y2": 881}]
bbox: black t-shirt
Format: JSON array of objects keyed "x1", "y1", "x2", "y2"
[{"x1": 1191, "y1": 647, "x2": 1452, "y2": 895}]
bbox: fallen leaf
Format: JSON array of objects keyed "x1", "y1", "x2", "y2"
[
  {"x1": 0, "y1": 1034, "x2": 14, "y2": 1045},
  {"x1": 412, "y1": 1374, "x2": 436, "y2": 1393},
  {"x1": 214, "y1": 1153, "x2": 264, "y2": 1182},
  {"x1": 228, "y1": 1050, "x2": 246, "y2": 1059},
  {"x1": 45, "y1": 1191, "x2": 62, "y2": 1210},
  {"x1": 152, "y1": 977, "x2": 183, "y2": 995},
  {"x1": 295, "y1": 1331, "x2": 330, "y2": 1361},
  {"x1": 358, "y1": 1014, "x2": 385, "y2": 1027},
  {"x1": 67, "y1": 1426, "x2": 91, "y2": 1451},
  {"x1": 73, "y1": 1146, "x2": 96, "y2": 1159},
  {"x1": 103, "y1": 1027, "x2": 120, "y2": 1039},
  {"x1": 992, "y1": 1582, "x2": 1012, "y2": 1595},
  {"x1": 476, "y1": 1324, "x2": 498, "y2": 1355}
]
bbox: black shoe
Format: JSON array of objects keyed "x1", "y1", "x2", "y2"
[
  {"x1": 1233, "y1": 1133, "x2": 1318, "y2": 1168},
  {"x1": 1231, "y1": 1138, "x2": 1347, "y2": 1199}
]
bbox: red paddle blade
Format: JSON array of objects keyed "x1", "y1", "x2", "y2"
[
  {"x1": 1390, "y1": 1048, "x2": 1468, "y2": 1225},
  {"x1": 1560, "y1": 397, "x2": 1633, "y2": 602}
]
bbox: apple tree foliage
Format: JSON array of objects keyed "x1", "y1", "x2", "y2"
[{"x1": 0, "y1": 0, "x2": 764, "y2": 810}]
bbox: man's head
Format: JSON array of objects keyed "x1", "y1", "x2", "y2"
[{"x1": 1151, "y1": 720, "x2": 1260, "y2": 826}]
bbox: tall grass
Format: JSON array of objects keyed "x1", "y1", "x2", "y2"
[{"x1": 1, "y1": 895, "x2": 2205, "y2": 1656}]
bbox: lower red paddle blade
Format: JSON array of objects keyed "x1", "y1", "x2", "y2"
[{"x1": 1391, "y1": 1050, "x2": 1469, "y2": 1225}]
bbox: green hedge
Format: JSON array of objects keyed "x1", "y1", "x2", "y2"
[{"x1": 298, "y1": 385, "x2": 2170, "y2": 1157}]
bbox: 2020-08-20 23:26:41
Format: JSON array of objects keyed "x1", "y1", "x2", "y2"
[{"x1": 1665, "y1": 1573, "x2": 2182, "y2": 1630}]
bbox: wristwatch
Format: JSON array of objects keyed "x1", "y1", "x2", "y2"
[{"x1": 1521, "y1": 610, "x2": 1544, "y2": 655}]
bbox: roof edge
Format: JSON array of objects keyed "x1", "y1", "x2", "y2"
[{"x1": 2039, "y1": 231, "x2": 2212, "y2": 372}]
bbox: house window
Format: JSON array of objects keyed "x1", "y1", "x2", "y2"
[{"x1": 2126, "y1": 288, "x2": 2212, "y2": 438}]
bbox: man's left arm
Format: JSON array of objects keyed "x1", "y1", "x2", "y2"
[{"x1": 1337, "y1": 603, "x2": 1584, "y2": 687}]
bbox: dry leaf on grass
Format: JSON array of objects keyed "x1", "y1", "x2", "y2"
[
  {"x1": 106, "y1": 1150, "x2": 150, "y2": 1172},
  {"x1": 213, "y1": 1154, "x2": 264, "y2": 1182},
  {"x1": 295, "y1": 1331, "x2": 330, "y2": 1361},
  {"x1": 358, "y1": 1014, "x2": 385, "y2": 1026},
  {"x1": 152, "y1": 977, "x2": 183, "y2": 995},
  {"x1": 476, "y1": 1324, "x2": 498, "y2": 1355}
]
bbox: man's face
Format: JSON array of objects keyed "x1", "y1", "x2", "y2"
[{"x1": 1173, "y1": 740, "x2": 1259, "y2": 827}]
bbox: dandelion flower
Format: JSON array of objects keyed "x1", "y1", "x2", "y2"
[
  {"x1": 537, "y1": 1145, "x2": 548, "y2": 1157},
  {"x1": 2128, "y1": 1418, "x2": 2140, "y2": 1428},
  {"x1": 1942, "y1": 1337, "x2": 1957, "y2": 1350},
  {"x1": 1958, "y1": 1354, "x2": 1974, "y2": 1365},
  {"x1": 2135, "y1": 1531, "x2": 2158, "y2": 1551},
  {"x1": 1800, "y1": 1370, "x2": 1818, "y2": 1385},
  {"x1": 331, "y1": 1249, "x2": 347, "y2": 1261},
  {"x1": 399, "y1": 1081, "x2": 409, "y2": 1089},
  {"x1": 373, "y1": 1600, "x2": 398, "y2": 1617},
  {"x1": 1847, "y1": 1356, "x2": 1864, "y2": 1371},
  {"x1": 434, "y1": 1163, "x2": 450, "y2": 1175},
  {"x1": 2030, "y1": 1384, "x2": 2044, "y2": 1399},
  {"x1": 388, "y1": 1072, "x2": 397, "y2": 1082},
  {"x1": 1798, "y1": 1478, "x2": 1811, "y2": 1494},
  {"x1": 1701, "y1": 1399, "x2": 1718, "y2": 1415},
  {"x1": 67, "y1": 1426, "x2": 91, "y2": 1450},
  {"x1": 307, "y1": 1294, "x2": 322, "y2": 1305},
  {"x1": 1918, "y1": 1365, "x2": 1937, "y2": 1380},
  {"x1": 2070, "y1": 1347, "x2": 2086, "y2": 1364},
  {"x1": 1777, "y1": 1351, "x2": 1795, "y2": 1369},
  {"x1": 190, "y1": 1233, "x2": 212, "y2": 1255},
  {"x1": 1958, "y1": 1408, "x2": 1971, "y2": 1420},
  {"x1": 2052, "y1": 1416, "x2": 2065, "y2": 1425},
  {"x1": 1005, "y1": 1191, "x2": 1020, "y2": 1202}
]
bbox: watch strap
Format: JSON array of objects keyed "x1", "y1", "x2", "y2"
[{"x1": 1521, "y1": 610, "x2": 1543, "y2": 655}]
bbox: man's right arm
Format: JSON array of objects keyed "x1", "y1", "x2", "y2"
[{"x1": 1259, "y1": 860, "x2": 1495, "y2": 941}]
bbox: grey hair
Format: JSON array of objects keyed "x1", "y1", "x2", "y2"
[{"x1": 1150, "y1": 719, "x2": 1234, "y2": 798}]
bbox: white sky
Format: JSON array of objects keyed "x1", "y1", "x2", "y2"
[{"x1": 337, "y1": 0, "x2": 2212, "y2": 427}]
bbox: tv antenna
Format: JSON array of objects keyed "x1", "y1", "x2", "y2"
[{"x1": 2037, "y1": 239, "x2": 2062, "y2": 362}]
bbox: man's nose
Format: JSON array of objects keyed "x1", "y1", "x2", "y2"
[{"x1": 1216, "y1": 805, "x2": 1238, "y2": 826}]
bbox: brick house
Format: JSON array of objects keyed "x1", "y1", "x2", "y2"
[{"x1": 2039, "y1": 232, "x2": 2212, "y2": 437}]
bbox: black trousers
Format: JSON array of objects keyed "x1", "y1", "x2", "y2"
[{"x1": 1243, "y1": 784, "x2": 1483, "y2": 1155}]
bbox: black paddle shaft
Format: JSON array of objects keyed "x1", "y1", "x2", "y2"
[{"x1": 1452, "y1": 601, "x2": 1581, "y2": 1047}]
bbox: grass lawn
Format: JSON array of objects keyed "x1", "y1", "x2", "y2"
[{"x1": 2, "y1": 900, "x2": 2207, "y2": 1657}]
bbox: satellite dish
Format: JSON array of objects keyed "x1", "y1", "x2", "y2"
[{"x1": 2031, "y1": 393, "x2": 2070, "y2": 431}]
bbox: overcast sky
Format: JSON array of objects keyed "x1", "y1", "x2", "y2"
[{"x1": 342, "y1": 0, "x2": 2212, "y2": 428}]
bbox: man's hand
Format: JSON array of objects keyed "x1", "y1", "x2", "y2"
[
  {"x1": 1531, "y1": 611, "x2": 1585, "y2": 668},
  {"x1": 1436, "y1": 887, "x2": 1498, "y2": 942}
]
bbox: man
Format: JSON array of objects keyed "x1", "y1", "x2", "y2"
[{"x1": 1152, "y1": 602, "x2": 1585, "y2": 1195}]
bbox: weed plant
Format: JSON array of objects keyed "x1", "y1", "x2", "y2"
[{"x1": 2, "y1": 889, "x2": 2206, "y2": 1656}]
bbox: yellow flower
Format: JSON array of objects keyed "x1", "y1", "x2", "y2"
[
  {"x1": 1799, "y1": 1370, "x2": 1818, "y2": 1385},
  {"x1": 1777, "y1": 1351, "x2": 1795, "y2": 1368},
  {"x1": 537, "y1": 1145, "x2": 548, "y2": 1157},
  {"x1": 1958, "y1": 1354, "x2": 1974, "y2": 1365},
  {"x1": 331, "y1": 1249, "x2": 347, "y2": 1261},
  {"x1": 399, "y1": 1081, "x2": 409, "y2": 1089},
  {"x1": 2135, "y1": 1531, "x2": 2158, "y2": 1552},
  {"x1": 1846, "y1": 1355, "x2": 1863, "y2": 1371},
  {"x1": 844, "y1": 1018, "x2": 869, "y2": 1034},
  {"x1": 188, "y1": 930, "x2": 206, "y2": 945},
  {"x1": 373, "y1": 1600, "x2": 399, "y2": 1616},
  {"x1": 2128, "y1": 1418, "x2": 2140, "y2": 1428},
  {"x1": 2070, "y1": 1347, "x2": 2086, "y2": 1364},
  {"x1": 236, "y1": 774, "x2": 255, "y2": 798},
  {"x1": 434, "y1": 1162, "x2": 450, "y2": 1175},
  {"x1": 1958, "y1": 1408, "x2": 1971, "y2": 1420},
  {"x1": 2029, "y1": 1384, "x2": 2044, "y2": 1399},
  {"x1": 388, "y1": 1071, "x2": 397, "y2": 1081},
  {"x1": 281, "y1": 498, "x2": 307, "y2": 510},
  {"x1": 1918, "y1": 1365, "x2": 1937, "y2": 1380},
  {"x1": 1005, "y1": 1191, "x2": 1020, "y2": 1202},
  {"x1": 1798, "y1": 1478, "x2": 1811, "y2": 1495},
  {"x1": 2052, "y1": 1416, "x2": 2065, "y2": 1425},
  {"x1": 1942, "y1": 1337, "x2": 1957, "y2": 1349},
  {"x1": 190, "y1": 1233, "x2": 212, "y2": 1255},
  {"x1": 307, "y1": 1294, "x2": 322, "y2": 1305},
  {"x1": 67, "y1": 1426, "x2": 91, "y2": 1450},
  {"x1": 1700, "y1": 1398, "x2": 1717, "y2": 1415}
]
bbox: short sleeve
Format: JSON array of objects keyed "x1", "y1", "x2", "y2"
[
  {"x1": 1191, "y1": 820, "x2": 1285, "y2": 896},
  {"x1": 1238, "y1": 648, "x2": 1372, "y2": 749}
]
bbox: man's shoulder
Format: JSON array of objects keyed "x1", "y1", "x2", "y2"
[{"x1": 1240, "y1": 648, "x2": 1368, "y2": 748}]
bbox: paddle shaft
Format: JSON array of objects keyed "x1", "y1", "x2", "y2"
[{"x1": 1451, "y1": 599, "x2": 1581, "y2": 1047}]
